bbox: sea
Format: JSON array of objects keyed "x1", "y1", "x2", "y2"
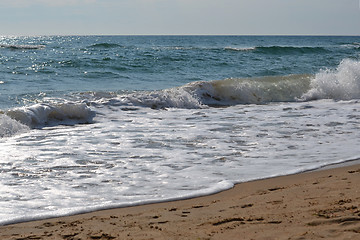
[{"x1": 0, "y1": 35, "x2": 359, "y2": 225}]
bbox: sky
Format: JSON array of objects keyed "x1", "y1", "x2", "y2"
[{"x1": 0, "y1": 0, "x2": 359, "y2": 35}]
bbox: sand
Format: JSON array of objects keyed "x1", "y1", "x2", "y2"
[{"x1": 1, "y1": 164, "x2": 359, "y2": 240}]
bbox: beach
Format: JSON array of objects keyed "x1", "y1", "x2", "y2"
[
  {"x1": 1, "y1": 35, "x2": 360, "y2": 239},
  {"x1": 1, "y1": 163, "x2": 359, "y2": 240}
]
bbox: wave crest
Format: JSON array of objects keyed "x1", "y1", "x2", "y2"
[
  {"x1": 92, "y1": 74, "x2": 312, "y2": 109},
  {"x1": 0, "y1": 114, "x2": 29, "y2": 138},
  {"x1": 4, "y1": 59, "x2": 357, "y2": 133},
  {"x1": 301, "y1": 59, "x2": 360, "y2": 101},
  {"x1": 5, "y1": 103, "x2": 95, "y2": 128},
  {"x1": 224, "y1": 46, "x2": 256, "y2": 52},
  {"x1": 88, "y1": 43, "x2": 121, "y2": 49},
  {"x1": 0, "y1": 44, "x2": 45, "y2": 50},
  {"x1": 95, "y1": 59, "x2": 360, "y2": 109},
  {"x1": 197, "y1": 75, "x2": 312, "y2": 105}
]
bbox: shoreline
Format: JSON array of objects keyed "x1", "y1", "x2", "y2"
[
  {"x1": 313, "y1": 158, "x2": 360, "y2": 171},
  {"x1": 2, "y1": 159, "x2": 359, "y2": 227},
  {"x1": 1, "y1": 163, "x2": 359, "y2": 239}
]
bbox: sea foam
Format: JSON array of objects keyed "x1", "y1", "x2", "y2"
[
  {"x1": 0, "y1": 114, "x2": 29, "y2": 138},
  {"x1": 302, "y1": 59, "x2": 360, "y2": 101},
  {"x1": 5, "y1": 102, "x2": 95, "y2": 129}
]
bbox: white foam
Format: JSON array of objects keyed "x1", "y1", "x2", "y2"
[
  {"x1": 5, "y1": 102, "x2": 95, "y2": 128},
  {"x1": 302, "y1": 59, "x2": 360, "y2": 101},
  {"x1": 0, "y1": 179, "x2": 234, "y2": 226},
  {"x1": 0, "y1": 44, "x2": 45, "y2": 50},
  {"x1": 1, "y1": 99, "x2": 359, "y2": 226},
  {"x1": 341, "y1": 42, "x2": 360, "y2": 49},
  {"x1": 224, "y1": 46, "x2": 256, "y2": 51},
  {"x1": 0, "y1": 114, "x2": 29, "y2": 138},
  {"x1": 97, "y1": 87, "x2": 205, "y2": 109}
]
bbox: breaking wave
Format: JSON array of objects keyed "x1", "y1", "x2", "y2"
[
  {"x1": 0, "y1": 102, "x2": 95, "y2": 138},
  {"x1": 2, "y1": 59, "x2": 359, "y2": 138},
  {"x1": 301, "y1": 59, "x2": 360, "y2": 101},
  {"x1": 91, "y1": 74, "x2": 311, "y2": 109},
  {"x1": 93, "y1": 59, "x2": 360, "y2": 109},
  {"x1": 0, "y1": 114, "x2": 30, "y2": 138},
  {"x1": 4, "y1": 102, "x2": 94, "y2": 128}
]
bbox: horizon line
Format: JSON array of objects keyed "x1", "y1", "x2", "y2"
[{"x1": 2, "y1": 33, "x2": 360, "y2": 37}]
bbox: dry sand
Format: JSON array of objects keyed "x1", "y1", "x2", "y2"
[{"x1": 1, "y1": 164, "x2": 359, "y2": 240}]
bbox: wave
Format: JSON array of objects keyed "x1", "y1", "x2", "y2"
[
  {"x1": 84, "y1": 44, "x2": 329, "y2": 55},
  {"x1": 88, "y1": 43, "x2": 121, "y2": 49},
  {"x1": 0, "y1": 101, "x2": 95, "y2": 138},
  {"x1": 186, "y1": 74, "x2": 312, "y2": 106},
  {"x1": 3, "y1": 59, "x2": 359, "y2": 138},
  {"x1": 222, "y1": 45, "x2": 330, "y2": 54},
  {"x1": 254, "y1": 46, "x2": 330, "y2": 55},
  {"x1": 153, "y1": 45, "x2": 327, "y2": 54},
  {"x1": 5, "y1": 102, "x2": 95, "y2": 129},
  {"x1": 92, "y1": 59, "x2": 360, "y2": 109},
  {"x1": 224, "y1": 46, "x2": 256, "y2": 52},
  {"x1": 0, "y1": 114, "x2": 30, "y2": 138},
  {"x1": 340, "y1": 42, "x2": 360, "y2": 49},
  {"x1": 91, "y1": 74, "x2": 311, "y2": 109},
  {"x1": 0, "y1": 44, "x2": 45, "y2": 50},
  {"x1": 301, "y1": 59, "x2": 360, "y2": 101}
]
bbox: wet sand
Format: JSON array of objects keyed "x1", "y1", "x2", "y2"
[{"x1": 1, "y1": 164, "x2": 359, "y2": 240}]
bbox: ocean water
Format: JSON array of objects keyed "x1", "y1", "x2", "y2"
[{"x1": 0, "y1": 35, "x2": 360, "y2": 225}]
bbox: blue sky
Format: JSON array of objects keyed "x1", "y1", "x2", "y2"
[{"x1": 1, "y1": 0, "x2": 359, "y2": 35}]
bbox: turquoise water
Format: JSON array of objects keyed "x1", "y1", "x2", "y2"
[
  {"x1": 0, "y1": 36, "x2": 360, "y2": 225},
  {"x1": 1, "y1": 35, "x2": 359, "y2": 108}
]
